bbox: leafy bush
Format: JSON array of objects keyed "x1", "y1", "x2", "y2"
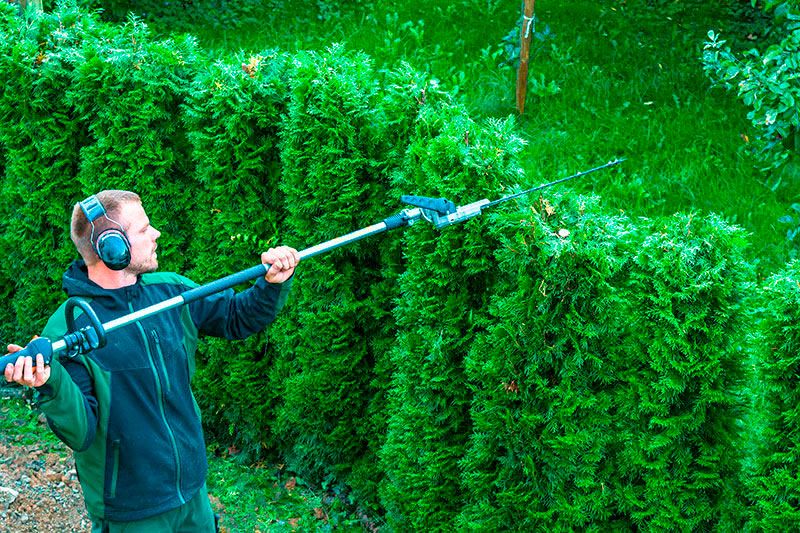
[{"x1": 702, "y1": 6, "x2": 800, "y2": 187}]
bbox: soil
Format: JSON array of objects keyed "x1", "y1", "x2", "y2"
[{"x1": 0, "y1": 417, "x2": 91, "y2": 533}]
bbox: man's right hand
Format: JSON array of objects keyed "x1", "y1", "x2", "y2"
[{"x1": 4, "y1": 343, "x2": 50, "y2": 388}]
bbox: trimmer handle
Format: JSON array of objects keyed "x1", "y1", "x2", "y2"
[
  {"x1": 1, "y1": 297, "x2": 106, "y2": 372},
  {"x1": 0, "y1": 337, "x2": 54, "y2": 369}
]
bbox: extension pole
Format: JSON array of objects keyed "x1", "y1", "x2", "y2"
[{"x1": 515, "y1": 0, "x2": 536, "y2": 114}]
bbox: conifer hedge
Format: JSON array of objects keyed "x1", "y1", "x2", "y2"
[
  {"x1": 454, "y1": 196, "x2": 751, "y2": 531},
  {"x1": 378, "y1": 106, "x2": 526, "y2": 528},
  {"x1": 746, "y1": 261, "x2": 800, "y2": 530},
  {"x1": 181, "y1": 48, "x2": 291, "y2": 458},
  {"x1": 270, "y1": 43, "x2": 404, "y2": 495},
  {"x1": 459, "y1": 193, "x2": 636, "y2": 530},
  {"x1": 0, "y1": 3, "x2": 786, "y2": 530}
]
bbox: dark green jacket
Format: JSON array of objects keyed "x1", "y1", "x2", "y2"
[{"x1": 37, "y1": 260, "x2": 291, "y2": 522}]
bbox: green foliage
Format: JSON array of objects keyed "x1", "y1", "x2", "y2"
[
  {"x1": 745, "y1": 261, "x2": 800, "y2": 530},
  {"x1": 0, "y1": 2, "x2": 201, "y2": 343},
  {"x1": 703, "y1": 11, "x2": 800, "y2": 187},
  {"x1": 378, "y1": 103, "x2": 526, "y2": 530},
  {"x1": 268, "y1": 43, "x2": 412, "y2": 504},
  {"x1": 459, "y1": 199, "x2": 751, "y2": 530},
  {"x1": 0, "y1": 397, "x2": 62, "y2": 448},
  {"x1": 619, "y1": 213, "x2": 751, "y2": 530},
  {"x1": 205, "y1": 445, "x2": 364, "y2": 532},
  {"x1": 181, "y1": 49, "x2": 292, "y2": 462},
  {"x1": 459, "y1": 193, "x2": 634, "y2": 530},
  {"x1": 0, "y1": 1, "x2": 91, "y2": 339}
]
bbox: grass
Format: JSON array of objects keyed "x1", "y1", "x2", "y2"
[{"x1": 206, "y1": 446, "x2": 368, "y2": 532}]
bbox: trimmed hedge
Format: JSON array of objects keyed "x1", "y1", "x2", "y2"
[
  {"x1": 746, "y1": 261, "x2": 800, "y2": 530},
  {"x1": 379, "y1": 106, "x2": 526, "y2": 528},
  {"x1": 459, "y1": 193, "x2": 636, "y2": 530}
]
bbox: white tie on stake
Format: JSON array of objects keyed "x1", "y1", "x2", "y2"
[{"x1": 0, "y1": 158, "x2": 624, "y2": 369}]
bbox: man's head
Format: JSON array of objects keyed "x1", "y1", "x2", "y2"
[{"x1": 71, "y1": 190, "x2": 161, "y2": 274}]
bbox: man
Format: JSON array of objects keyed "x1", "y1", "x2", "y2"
[{"x1": 3, "y1": 190, "x2": 298, "y2": 532}]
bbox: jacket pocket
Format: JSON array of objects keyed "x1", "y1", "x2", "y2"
[{"x1": 105, "y1": 440, "x2": 120, "y2": 500}]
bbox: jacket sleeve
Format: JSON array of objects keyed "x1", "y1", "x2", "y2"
[
  {"x1": 188, "y1": 276, "x2": 293, "y2": 339},
  {"x1": 34, "y1": 308, "x2": 99, "y2": 452},
  {"x1": 36, "y1": 356, "x2": 98, "y2": 452}
]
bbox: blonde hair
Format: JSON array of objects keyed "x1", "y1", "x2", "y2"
[{"x1": 71, "y1": 190, "x2": 141, "y2": 265}]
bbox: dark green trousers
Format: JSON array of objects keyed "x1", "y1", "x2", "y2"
[{"x1": 90, "y1": 486, "x2": 215, "y2": 533}]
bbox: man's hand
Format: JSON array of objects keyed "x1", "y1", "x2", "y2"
[
  {"x1": 262, "y1": 246, "x2": 299, "y2": 284},
  {"x1": 4, "y1": 343, "x2": 50, "y2": 388}
]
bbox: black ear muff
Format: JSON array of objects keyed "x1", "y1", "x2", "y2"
[
  {"x1": 79, "y1": 195, "x2": 132, "y2": 271},
  {"x1": 95, "y1": 229, "x2": 131, "y2": 271}
]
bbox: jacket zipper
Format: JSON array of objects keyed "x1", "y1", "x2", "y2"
[{"x1": 130, "y1": 303, "x2": 185, "y2": 505}]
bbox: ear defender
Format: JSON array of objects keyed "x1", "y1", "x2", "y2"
[{"x1": 79, "y1": 195, "x2": 131, "y2": 271}]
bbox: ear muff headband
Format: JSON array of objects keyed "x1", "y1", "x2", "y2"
[{"x1": 79, "y1": 195, "x2": 131, "y2": 271}]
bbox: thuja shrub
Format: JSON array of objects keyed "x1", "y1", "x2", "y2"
[
  {"x1": 0, "y1": 2, "x2": 101, "y2": 339},
  {"x1": 458, "y1": 202, "x2": 750, "y2": 530},
  {"x1": 0, "y1": 2, "x2": 203, "y2": 342},
  {"x1": 459, "y1": 193, "x2": 635, "y2": 530},
  {"x1": 181, "y1": 50, "x2": 293, "y2": 459},
  {"x1": 745, "y1": 261, "x2": 800, "y2": 530},
  {"x1": 616, "y1": 213, "x2": 750, "y2": 530},
  {"x1": 378, "y1": 103, "x2": 526, "y2": 530},
  {"x1": 267, "y1": 44, "x2": 412, "y2": 498}
]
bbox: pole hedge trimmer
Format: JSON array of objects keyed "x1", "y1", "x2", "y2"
[{"x1": 0, "y1": 158, "x2": 623, "y2": 369}]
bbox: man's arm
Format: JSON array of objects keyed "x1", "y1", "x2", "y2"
[
  {"x1": 189, "y1": 246, "x2": 297, "y2": 339},
  {"x1": 4, "y1": 335, "x2": 99, "y2": 452}
]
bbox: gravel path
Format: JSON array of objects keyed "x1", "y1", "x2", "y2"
[{"x1": 0, "y1": 426, "x2": 90, "y2": 533}]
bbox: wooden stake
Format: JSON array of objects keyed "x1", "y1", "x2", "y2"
[
  {"x1": 15, "y1": 0, "x2": 43, "y2": 13},
  {"x1": 515, "y1": 0, "x2": 536, "y2": 115}
]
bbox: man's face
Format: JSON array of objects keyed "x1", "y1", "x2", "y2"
[{"x1": 119, "y1": 201, "x2": 161, "y2": 275}]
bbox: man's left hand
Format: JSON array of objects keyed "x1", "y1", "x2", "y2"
[{"x1": 262, "y1": 246, "x2": 299, "y2": 284}]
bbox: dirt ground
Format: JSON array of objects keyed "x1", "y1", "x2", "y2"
[{"x1": 0, "y1": 432, "x2": 91, "y2": 533}]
